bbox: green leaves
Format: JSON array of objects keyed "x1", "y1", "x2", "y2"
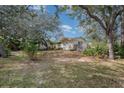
[
  {"x1": 22, "y1": 39, "x2": 39, "y2": 60},
  {"x1": 59, "y1": 6, "x2": 68, "y2": 12},
  {"x1": 83, "y1": 43, "x2": 108, "y2": 57}
]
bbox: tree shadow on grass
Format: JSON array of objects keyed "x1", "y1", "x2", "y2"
[
  {"x1": 0, "y1": 51, "x2": 124, "y2": 88},
  {"x1": 41, "y1": 62, "x2": 124, "y2": 88}
]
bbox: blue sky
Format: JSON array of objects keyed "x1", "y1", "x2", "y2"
[
  {"x1": 32, "y1": 5, "x2": 84, "y2": 38},
  {"x1": 47, "y1": 6, "x2": 83, "y2": 38}
]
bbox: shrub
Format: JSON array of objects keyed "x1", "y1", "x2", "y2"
[
  {"x1": 8, "y1": 37, "x2": 21, "y2": 51},
  {"x1": 82, "y1": 43, "x2": 108, "y2": 58},
  {"x1": 21, "y1": 39, "x2": 39, "y2": 61},
  {"x1": 114, "y1": 44, "x2": 124, "y2": 58},
  {"x1": 0, "y1": 44, "x2": 11, "y2": 58},
  {"x1": 0, "y1": 36, "x2": 11, "y2": 57},
  {"x1": 4, "y1": 48, "x2": 11, "y2": 57}
]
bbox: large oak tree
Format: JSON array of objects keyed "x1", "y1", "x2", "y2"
[{"x1": 58, "y1": 5, "x2": 123, "y2": 59}]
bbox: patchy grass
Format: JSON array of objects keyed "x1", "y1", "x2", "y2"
[{"x1": 0, "y1": 51, "x2": 124, "y2": 88}]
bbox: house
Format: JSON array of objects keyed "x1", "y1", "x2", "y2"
[
  {"x1": 59, "y1": 38, "x2": 87, "y2": 51},
  {"x1": 40, "y1": 37, "x2": 88, "y2": 51}
]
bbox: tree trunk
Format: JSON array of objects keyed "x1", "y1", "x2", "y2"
[
  {"x1": 0, "y1": 43, "x2": 7, "y2": 58},
  {"x1": 121, "y1": 11, "x2": 124, "y2": 47},
  {"x1": 107, "y1": 31, "x2": 114, "y2": 60}
]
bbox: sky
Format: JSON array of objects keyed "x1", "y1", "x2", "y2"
[
  {"x1": 31, "y1": 5, "x2": 84, "y2": 38},
  {"x1": 35, "y1": 5, "x2": 83, "y2": 38},
  {"x1": 46, "y1": 6, "x2": 84, "y2": 38}
]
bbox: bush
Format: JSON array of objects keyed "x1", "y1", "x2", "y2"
[
  {"x1": 114, "y1": 44, "x2": 124, "y2": 58},
  {"x1": 0, "y1": 44, "x2": 11, "y2": 58},
  {"x1": 21, "y1": 39, "x2": 39, "y2": 61},
  {"x1": 82, "y1": 44, "x2": 108, "y2": 58},
  {"x1": 0, "y1": 36, "x2": 11, "y2": 57},
  {"x1": 4, "y1": 48, "x2": 11, "y2": 57},
  {"x1": 8, "y1": 38, "x2": 21, "y2": 51}
]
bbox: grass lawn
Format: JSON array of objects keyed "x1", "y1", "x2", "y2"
[{"x1": 0, "y1": 51, "x2": 124, "y2": 88}]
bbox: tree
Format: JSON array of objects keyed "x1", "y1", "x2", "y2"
[
  {"x1": 0, "y1": 6, "x2": 27, "y2": 56},
  {"x1": 56, "y1": 5, "x2": 123, "y2": 59},
  {"x1": 78, "y1": 6, "x2": 124, "y2": 60},
  {"x1": 17, "y1": 10, "x2": 60, "y2": 50},
  {"x1": 121, "y1": 6, "x2": 124, "y2": 47},
  {"x1": 79, "y1": 18, "x2": 106, "y2": 43},
  {"x1": 0, "y1": 5, "x2": 61, "y2": 58}
]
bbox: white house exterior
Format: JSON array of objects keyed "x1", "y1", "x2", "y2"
[
  {"x1": 59, "y1": 38, "x2": 87, "y2": 51},
  {"x1": 60, "y1": 43, "x2": 75, "y2": 50}
]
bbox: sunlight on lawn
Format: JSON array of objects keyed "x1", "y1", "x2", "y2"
[{"x1": 0, "y1": 51, "x2": 124, "y2": 88}]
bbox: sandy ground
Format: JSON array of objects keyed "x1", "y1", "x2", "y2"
[{"x1": 37, "y1": 50, "x2": 113, "y2": 63}]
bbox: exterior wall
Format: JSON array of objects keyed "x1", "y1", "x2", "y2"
[
  {"x1": 49, "y1": 38, "x2": 88, "y2": 51},
  {"x1": 61, "y1": 42, "x2": 82, "y2": 50},
  {"x1": 60, "y1": 41, "x2": 85, "y2": 51},
  {"x1": 61, "y1": 43, "x2": 75, "y2": 50},
  {"x1": 38, "y1": 40, "x2": 87, "y2": 51}
]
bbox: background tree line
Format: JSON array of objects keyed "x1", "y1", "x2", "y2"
[
  {"x1": 0, "y1": 5, "x2": 61, "y2": 59},
  {"x1": 56, "y1": 5, "x2": 124, "y2": 59},
  {"x1": 0, "y1": 5, "x2": 124, "y2": 60}
]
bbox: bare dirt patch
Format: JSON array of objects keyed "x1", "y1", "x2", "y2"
[
  {"x1": 40, "y1": 50, "x2": 81, "y2": 58},
  {"x1": 78, "y1": 56, "x2": 98, "y2": 62},
  {"x1": 39, "y1": 50, "x2": 109, "y2": 63}
]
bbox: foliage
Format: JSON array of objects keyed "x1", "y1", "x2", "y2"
[
  {"x1": 0, "y1": 6, "x2": 62, "y2": 58},
  {"x1": 114, "y1": 44, "x2": 124, "y2": 58},
  {"x1": 21, "y1": 39, "x2": 39, "y2": 60},
  {"x1": 3, "y1": 48, "x2": 11, "y2": 57},
  {"x1": 0, "y1": 36, "x2": 11, "y2": 57},
  {"x1": 57, "y1": 5, "x2": 124, "y2": 59},
  {"x1": 83, "y1": 43, "x2": 108, "y2": 58}
]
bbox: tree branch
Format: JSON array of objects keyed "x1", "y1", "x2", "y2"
[
  {"x1": 79, "y1": 5, "x2": 107, "y2": 31},
  {"x1": 111, "y1": 9, "x2": 124, "y2": 28}
]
